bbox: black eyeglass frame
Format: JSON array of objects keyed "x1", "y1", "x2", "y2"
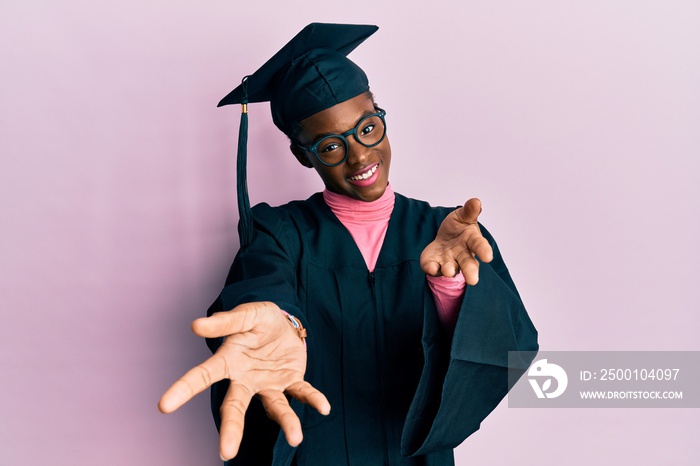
[{"x1": 294, "y1": 107, "x2": 387, "y2": 167}]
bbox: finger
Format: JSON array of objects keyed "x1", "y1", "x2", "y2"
[
  {"x1": 456, "y1": 251, "x2": 481, "y2": 285},
  {"x1": 420, "y1": 243, "x2": 442, "y2": 276},
  {"x1": 219, "y1": 383, "x2": 254, "y2": 461},
  {"x1": 455, "y1": 198, "x2": 482, "y2": 224},
  {"x1": 286, "y1": 380, "x2": 331, "y2": 415},
  {"x1": 259, "y1": 390, "x2": 304, "y2": 447},
  {"x1": 466, "y1": 233, "x2": 494, "y2": 263},
  {"x1": 192, "y1": 302, "x2": 269, "y2": 338},
  {"x1": 440, "y1": 259, "x2": 460, "y2": 278},
  {"x1": 157, "y1": 353, "x2": 228, "y2": 414},
  {"x1": 420, "y1": 259, "x2": 441, "y2": 277}
]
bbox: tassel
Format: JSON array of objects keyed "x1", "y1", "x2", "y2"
[{"x1": 236, "y1": 76, "x2": 254, "y2": 248}]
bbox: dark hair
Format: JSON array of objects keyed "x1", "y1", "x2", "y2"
[{"x1": 286, "y1": 90, "x2": 377, "y2": 143}]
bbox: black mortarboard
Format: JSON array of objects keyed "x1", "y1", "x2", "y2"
[{"x1": 218, "y1": 23, "x2": 378, "y2": 248}]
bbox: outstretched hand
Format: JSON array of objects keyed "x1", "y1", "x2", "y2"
[
  {"x1": 420, "y1": 198, "x2": 493, "y2": 284},
  {"x1": 158, "y1": 301, "x2": 330, "y2": 461}
]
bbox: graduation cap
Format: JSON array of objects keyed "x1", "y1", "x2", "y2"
[{"x1": 218, "y1": 22, "x2": 378, "y2": 248}]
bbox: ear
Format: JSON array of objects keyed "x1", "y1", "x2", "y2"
[{"x1": 291, "y1": 144, "x2": 314, "y2": 168}]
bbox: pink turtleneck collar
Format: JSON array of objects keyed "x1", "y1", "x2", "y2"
[{"x1": 323, "y1": 183, "x2": 395, "y2": 272}]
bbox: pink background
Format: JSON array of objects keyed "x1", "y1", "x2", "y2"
[{"x1": 2, "y1": 1, "x2": 699, "y2": 465}]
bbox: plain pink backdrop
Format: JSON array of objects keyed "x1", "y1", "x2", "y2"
[{"x1": 1, "y1": 1, "x2": 698, "y2": 465}]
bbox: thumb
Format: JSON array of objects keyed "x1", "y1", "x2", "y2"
[
  {"x1": 191, "y1": 302, "x2": 279, "y2": 338},
  {"x1": 455, "y1": 198, "x2": 482, "y2": 224}
]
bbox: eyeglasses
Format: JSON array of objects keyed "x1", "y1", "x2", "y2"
[{"x1": 295, "y1": 108, "x2": 387, "y2": 167}]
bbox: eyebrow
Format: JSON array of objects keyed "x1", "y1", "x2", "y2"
[{"x1": 308, "y1": 109, "x2": 377, "y2": 144}]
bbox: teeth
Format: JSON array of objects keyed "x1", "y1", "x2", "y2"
[{"x1": 349, "y1": 164, "x2": 378, "y2": 181}]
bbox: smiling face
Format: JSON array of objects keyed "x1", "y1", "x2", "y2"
[{"x1": 290, "y1": 93, "x2": 391, "y2": 202}]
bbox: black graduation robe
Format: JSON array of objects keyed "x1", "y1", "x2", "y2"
[{"x1": 206, "y1": 192, "x2": 538, "y2": 466}]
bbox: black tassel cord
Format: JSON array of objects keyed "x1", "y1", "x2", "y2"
[{"x1": 236, "y1": 76, "x2": 254, "y2": 248}]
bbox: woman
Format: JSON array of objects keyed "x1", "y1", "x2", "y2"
[{"x1": 159, "y1": 23, "x2": 538, "y2": 466}]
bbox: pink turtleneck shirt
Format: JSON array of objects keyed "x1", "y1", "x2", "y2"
[{"x1": 323, "y1": 184, "x2": 466, "y2": 330}]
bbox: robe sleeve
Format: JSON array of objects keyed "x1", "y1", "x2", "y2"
[
  {"x1": 204, "y1": 204, "x2": 310, "y2": 466},
  {"x1": 401, "y1": 224, "x2": 539, "y2": 456}
]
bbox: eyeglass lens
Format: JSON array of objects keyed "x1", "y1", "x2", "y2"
[{"x1": 316, "y1": 113, "x2": 385, "y2": 165}]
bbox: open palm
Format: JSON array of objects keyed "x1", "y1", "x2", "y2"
[
  {"x1": 158, "y1": 301, "x2": 330, "y2": 461},
  {"x1": 420, "y1": 198, "x2": 493, "y2": 285}
]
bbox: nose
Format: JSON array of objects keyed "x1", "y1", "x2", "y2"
[{"x1": 345, "y1": 138, "x2": 371, "y2": 166}]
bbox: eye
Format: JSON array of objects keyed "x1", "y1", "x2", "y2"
[
  {"x1": 320, "y1": 142, "x2": 341, "y2": 153},
  {"x1": 360, "y1": 123, "x2": 375, "y2": 136}
]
